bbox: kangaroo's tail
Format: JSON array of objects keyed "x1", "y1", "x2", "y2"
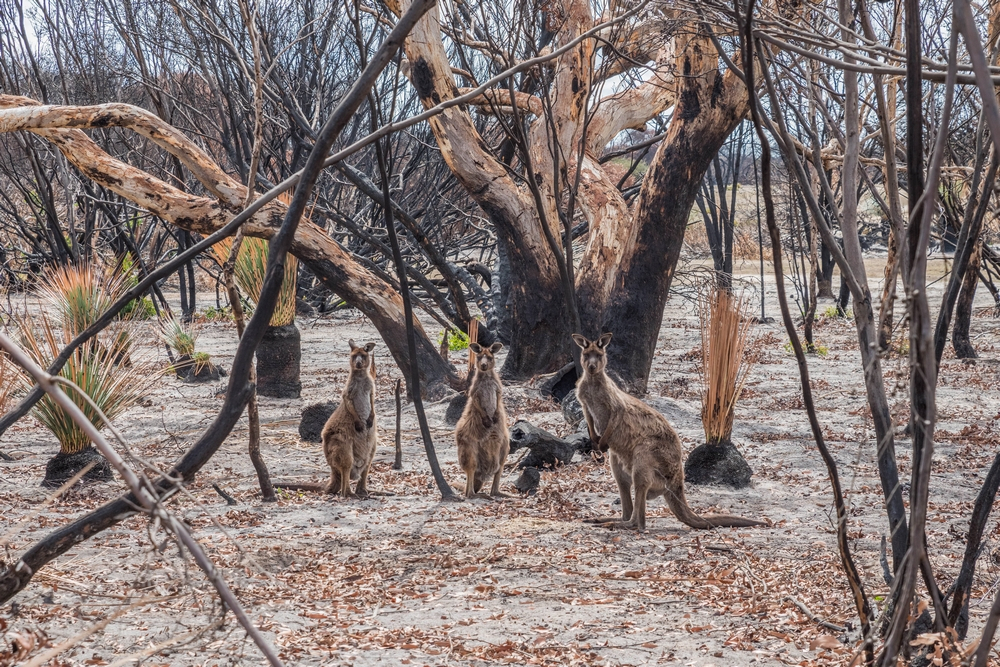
[{"x1": 664, "y1": 479, "x2": 767, "y2": 529}]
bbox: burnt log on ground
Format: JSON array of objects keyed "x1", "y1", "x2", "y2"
[
  {"x1": 508, "y1": 420, "x2": 584, "y2": 469},
  {"x1": 536, "y1": 362, "x2": 578, "y2": 402},
  {"x1": 566, "y1": 431, "x2": 599, "y2": 457}
]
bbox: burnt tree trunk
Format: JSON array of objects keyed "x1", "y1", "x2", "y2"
[
  {"x1": 601, "y1": 36, "x2": 747, "y2": 393},
  {"x1": 256, "y1": 323, "x2": 302, "y2": 398},
  {"x1": 953, "y1": 240, "x2": 981, "y2": 359},
  {"x1": 493, "y1": 233, "x2": 573, "y2": 379},
  {"x1": 817, "y1": 241, "x2": 835, "y2": 298}
]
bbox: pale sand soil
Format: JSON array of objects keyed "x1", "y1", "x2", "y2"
[{"x1": 2, "y1": 265, "x2": 1000, "y2": 666}]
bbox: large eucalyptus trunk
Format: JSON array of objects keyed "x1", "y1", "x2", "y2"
[
  {"x1": 495, "y1": 233, "x2": 575, "y2": 378},
  {"x1": 599, "y1": 38, "x2": 747, "y2": 393}
]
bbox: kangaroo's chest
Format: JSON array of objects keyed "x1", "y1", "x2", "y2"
[{"x1": 577, "y1": 381, "x2": 614, "y2": 434}]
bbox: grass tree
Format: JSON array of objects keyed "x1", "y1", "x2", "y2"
[
  {"x1": 160, "y1": 318, "x2": 219, "y2": 382},
  {"x1": 15, "y1": 263, "x2": 152, "y2": 486},
  {"x1": 684, "y1": 285, "x2": 758, "y2": 489},
  {"x1": 213, "y1": 236, "x2": 300, "y2": 398}
]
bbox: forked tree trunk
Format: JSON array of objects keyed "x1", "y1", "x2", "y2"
[
  {"x1": 399, "y1": 1, "x2": 750, "y2": 391},
  {"x1": 601, "y1": 37, "x2": 748, "y2": 393}
]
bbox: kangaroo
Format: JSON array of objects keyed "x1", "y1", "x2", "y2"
[
  {"x1": 322, "y1": 339, "x2": 378, "y2": 497},
  {"x1": 455, "y1": 342, "x2": 510, "y2": 498},
  {"x1": 572, "y1": 333, "x2": 765, "y2": 531}
]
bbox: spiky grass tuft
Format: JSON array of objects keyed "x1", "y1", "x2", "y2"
[
  {"x1": 212, "y1": 236, "x2": 297, "y2": 327},
  {"x1": 14, "y1": 314, "x2": 152, "y2": 455},
  {"x1": 160, "y1": 318, "x2": 199, "y2": 357},
  {"x1": 698, "y1": 286, "x2": 757, "y2": 446},
  {"x1": 38, "y1": 263, "x2": 132, "y2": 334}
]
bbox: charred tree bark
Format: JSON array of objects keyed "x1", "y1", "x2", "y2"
[
  {"x1": 952, "y1": 240, "x2": 981, "y2": 359},
  {"x1": 602, "y1": 35, "x2": 747, "y2": 393}
]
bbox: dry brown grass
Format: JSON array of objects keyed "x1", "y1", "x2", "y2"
[
  {"x1": 698, "y1": 286, "x2": 757, "y2": 445},
  {"x1": 0, "y1": 350, "x2": 14, "y2": 414}
]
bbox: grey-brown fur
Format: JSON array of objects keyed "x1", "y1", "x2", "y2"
[
  {"x1": 455, "y1": 342, "x2": 509, "y2": 498},
  {"x1": 572, "y1": 333, "x2": 765, "y2": 530},
  {"x1": 322, "y1": 339, "x2": 378, "y2": 497}
]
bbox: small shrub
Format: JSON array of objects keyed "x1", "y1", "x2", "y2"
[
  {"x1": 193, "y1": 351, "x2": 212, "y2": 374},
  {"x1": 119, "y1": 295, "x2": 156, "y2": 320},
  {"x1": 822, "y1": 305, "x2": 852, "y2": 319},
  {"x1": 783, "y1": 340, "x2": 830, "y2": 357},
  {"x1": 161, "y1": 318, "x2": 198, "y2": 357},
  {"x1": 202, "y1": 305, "x2": 233, "y2": 322}
]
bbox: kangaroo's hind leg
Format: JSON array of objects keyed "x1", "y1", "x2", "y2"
[
  {"x1": 489, "y1": 470, "x2": 511, "y2": 498},
  {"x1": 463, "y1": 461, "x2": 478, "y2": 498},
  {"x1": 602, "y1": 471, "x2": 648, "y2": 531},
  {"x1": 337, "y1": 454, "x2": 353, "y2": 497},
  {"x1": 586, "y1": 451, "x2": 634, "y2": 524},
  {"x1": 354, "y1": 462, "x2": 371, "y2": 498}
]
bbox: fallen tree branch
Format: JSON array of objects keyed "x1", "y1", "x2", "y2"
[{"x1": 785, "y1": 596, "x2": 847, "y2": 633}]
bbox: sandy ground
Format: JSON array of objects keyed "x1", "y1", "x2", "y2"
[{"x1": 2, "y1": 262, "x2": 1000, "y2": 666}]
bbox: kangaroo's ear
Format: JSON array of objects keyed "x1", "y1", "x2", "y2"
[
  {"x1": 469, "y1": 342, "x2": 484, "y2": 354},
  {"x1": 364, "y1": 342, "x2": 376, "y2": 352},
  {"x1": 348, "y1": 338, "x2": 358, "y2": 350},
  {"x1": 571, "y1": 334, "x2": 589, "y2": 349},
  {"x1": 597, "y1": 332, "x2": 613, "y2": 348},
  {"x1": 489, "y1": 342, "x2": 503, "y2": 354}
]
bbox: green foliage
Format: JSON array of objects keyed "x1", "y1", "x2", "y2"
[
  {"x1": 783, "y1": 340, "x2": 830, "y2": 357},
  {"x1": 161, "y1": 318, "x2": 198, "y2": 357},
  {"x1": 821, "y1": 305, "x2": 852, "y2": 319},
  {"x1": 202, "y1": 305, "x2": 233, "y2": 322},
  {"x1": 192, "y1": 351, "x2": 212, "y2": 374},
  {"x1": 119, "y1": 296, "x2": 155, "y2": 320},
  {"x1": 14, "y1": 315, "x2": 151, "y2": 455},
  {"x1": 438, "y1": 328, "x2": 470, "y2": 352}
]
